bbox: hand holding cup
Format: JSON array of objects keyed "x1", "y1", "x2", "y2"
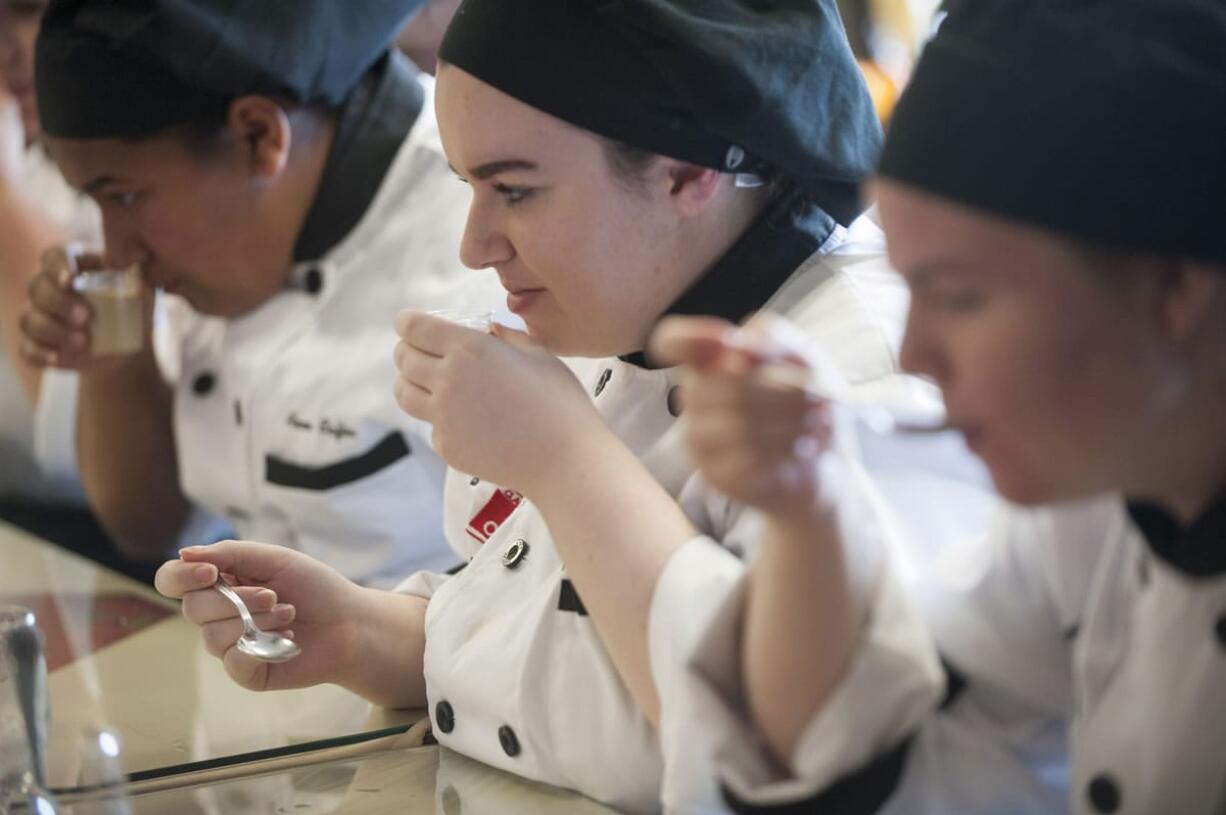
[{"x1": 19, "y1": 245, "x2": 150, "y2": 371}]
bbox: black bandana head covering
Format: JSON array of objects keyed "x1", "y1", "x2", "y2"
[
  {"x1": 438, "y1": 0, "x2": 882, "y2": 226},
  {"x1": 36, "y1": 0, "x2": 425, "y2": 140},
  {"x1": 879, "y1": 0, "x2": 1226, "y2": 267}
]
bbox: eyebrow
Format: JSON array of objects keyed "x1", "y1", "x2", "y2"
[
  {"x1": 82, "y1": 176, "x2": 126, "y2": 195},
  {"x1": 454, "y1": 159, "x2": 540, "y2": 181}
]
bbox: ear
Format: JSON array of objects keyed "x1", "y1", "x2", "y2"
[
  {"x1": 664, "y1": 161, "x2": 724, "y2": 218},
  {"x1": 225, "y1": 96, "x2": 292, "y2": 179},
  {"x1": 1156, "y1": 260, "x2": 1223, "y2": 344}
]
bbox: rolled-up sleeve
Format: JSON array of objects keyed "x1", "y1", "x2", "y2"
[
  {"x1": 32, "y1": 368, "x2": 85, "y2": 498},
  {"x1": 651, "y1": 464, "x2": 944, "y2": 814}
]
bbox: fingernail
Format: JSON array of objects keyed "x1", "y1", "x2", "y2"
[
  {"x1": 58, "y1": 269, "x2": 72, "y2": 286},
  {"x1": 72, "y1": 305, "x2": 89, "y2": 325},
  {"x1": 193, "y1": 564, "x2": 215, "y2": 582},
  {"x1": 254, "y1": 589, "x2": 276, "y2": 607}
]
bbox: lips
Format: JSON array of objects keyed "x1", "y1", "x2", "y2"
[{"x1": 506, "y1": 288, "x2": 545, "y2": 315}]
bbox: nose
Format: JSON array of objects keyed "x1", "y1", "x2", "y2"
[
  {"x1": 458, "y1": 197, "x2": 514, "y2": 272},
  {"x1": 100, "y1": 215, "x2": 151, "y2": 271}
]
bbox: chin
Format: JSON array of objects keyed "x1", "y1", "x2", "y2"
[
  {"x1": 521, "y1": 320, "x2": 598, "y2": 358},
  {"x1": 989, "y1": 466, "x2": 1102, "y2": 508}
]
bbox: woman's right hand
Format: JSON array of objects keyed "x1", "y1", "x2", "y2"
[
  {"x1": 650, "y1": 313, "x2": 836, "y2": 523},
  {"x1": 17, "y1": 245, "x2": 152, "y2": 371},
  {"x1": 154, "y1": 540, "x2": 372, "y2": 694}
]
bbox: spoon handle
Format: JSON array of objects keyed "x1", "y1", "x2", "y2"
[
  {"x1": 213, "y1": 581, "x2": 258, "y2": 636},
  {"x1": 7, "y1": 618, "x2": 48, "y2": 791},
  {"x1": 755, "y1": 362, "x2": 950, "y2": 436}
]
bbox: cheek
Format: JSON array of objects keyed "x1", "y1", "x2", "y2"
[
  {"x1": 144, "y1": 180, "x2": 250, "y2": 259},
  {"x1": 134, "y1": 207, "x2": 200, "y2": 259},
  {"x1": 968, "y1": 304, "x2": 1139, "y2": 487}
]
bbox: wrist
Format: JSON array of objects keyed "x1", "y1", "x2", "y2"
[
  {"x1": 518, "y1": 417, "x2": 622, "y2": 500},
  {"x1": 341, "y1": 586, "x2": 428, "y2": 708},
  {"x1": 337, "y1": 585, "x2": 381, "y2": 688},
  {"x1": 763, "y1": 497, "x2": 840, "y2": 549},
  {"x1": 79, "y1": 345, "x2": 161, "y2": 386}
]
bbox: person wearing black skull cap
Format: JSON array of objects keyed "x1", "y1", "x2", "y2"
[
  {"x1": 19, "y1": 0, "x2": 499, "y2": 586},
  {"x1": 661, "y1": 1, "x2": 1226, "y2": 813},
  {"x1": 153, "y1": 1, "x2": 952, "y2": 811}
]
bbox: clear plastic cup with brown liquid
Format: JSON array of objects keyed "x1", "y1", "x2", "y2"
[{"x1": 71, "y1": 266, "x2": 144, "y2": 357}]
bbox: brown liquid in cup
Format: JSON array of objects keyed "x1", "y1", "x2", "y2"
[{"x1": 85, "y1": 288, "x2": 144, "y2": 356}]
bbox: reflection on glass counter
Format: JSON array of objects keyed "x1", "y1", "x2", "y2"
[
  {"x1": 55, "y1": 748, "x2": 622, "y2": 815},
  {"x1": 0, "y1": 521, "x2": 419, "y2": 792}
]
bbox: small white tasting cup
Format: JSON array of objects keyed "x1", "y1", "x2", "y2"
[
  {"x1": 71, "y1": 265, "x2": 144, "y2": 356},
  {"x1": 424, "y1": 308, "x2": 496, "y2": 332}
]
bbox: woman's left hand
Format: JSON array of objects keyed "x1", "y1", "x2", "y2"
[{"x1": 393, "y1": 311, "x2": 612, "y2": 495}]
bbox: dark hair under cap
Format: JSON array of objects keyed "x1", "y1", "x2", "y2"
[
  {"x1": 879, "y1": 0, "x2": 1226, "y2": 267},
  {"x1": 35, "y1": 0, "x2": 424, "y2": 140},
  {"x1": 438, "y1": 0, "x2": 882, "y2": 227}
]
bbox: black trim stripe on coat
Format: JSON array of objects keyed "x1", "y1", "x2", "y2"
[
  {"x1": 722, "y1": 733, "x2": 914, "y2": 815},
  {"x1": 558, "y1": 579, "x2": 589, "y2": 615},
  {"x1": 265, "y1": 431, "x2": 410, "y2": 491}
]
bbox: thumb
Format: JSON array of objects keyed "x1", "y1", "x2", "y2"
[
  {"x1": 491, "y1": 322, "x2": 542, "y2": 353},
  {"x1": 178, "y1": 540, "x2": 289, "y2": 583},
  {"x1": 647, "y1": 316, "x2": 737, "y2": 370}
]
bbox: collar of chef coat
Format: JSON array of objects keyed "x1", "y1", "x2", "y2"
[
  {"x1": 1127, "y1": 495, "x2": 1226, "y2": 578},
  {"x1": 620, "y1": 183, "x2": 839, "y2": 369},
  {"x1": 291, "y1": 50, "x2": 425, "y2": 265}
]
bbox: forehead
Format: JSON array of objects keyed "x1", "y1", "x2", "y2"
[
  {"x1": 875, "y1": 181, "x2": 1005, "y2": 256},
  {"x1": 878, "y1": 182, "x2": 1040, "y2": 267},
  {"x1": 875, "y1": 179, "x2": 1122, "y2": 302},
  {"x1": 434, "y1": 64, "x2": 602, "y2": 172}
]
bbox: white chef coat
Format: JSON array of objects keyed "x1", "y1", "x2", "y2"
[
  {"x1": 694, "y1": 493, "x2": 1226, "y2": 815},
  {"x1": 169, "y1": 76, "x2": 499, "y2": 588},
  {"x1": 397, "y1": 212, "x2": 947, "y2": 812}
]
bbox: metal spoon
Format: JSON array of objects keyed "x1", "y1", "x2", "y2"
[
  {"x1": 843, "y1": 401, "x2": 951, "y2": 436},
  {"x1": 755, "y1": 362, "x2": 951, "y2": 436},
  {"x1": 720, "y1": 321, "x2": 951, "y2": 436},
  {"x1": 6, "y1": 618, "x2": 48, "y2": 793},
  {"x1": 213, "y1": 581, "x2": 301, "y2": 663}
]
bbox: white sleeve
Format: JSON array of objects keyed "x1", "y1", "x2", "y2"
[
  {"x1": 394, "y1": 568, "x2": 452, "y2": 600},
  {"x1": 32, "y1": 368, "x2": 85, "y2": 498},
  {"x1": 649, "y1": 534, "x2": 747, "y2": 813},
  {"x1": 708, "y1": 503, "x2": 1104, "y2": 815},
  {"x1": 651, "y1": 457, "x2": 944, "y2": 813}
]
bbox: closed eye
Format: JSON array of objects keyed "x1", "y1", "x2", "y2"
[
  {"x1": 105, "y1": 191, "x2": 141, "y2": 208},
  {"x1": 492, "y1": 182, "x2": 533, "y2": 205}
]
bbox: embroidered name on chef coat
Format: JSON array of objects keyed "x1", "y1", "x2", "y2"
[
  {"x1": 285, "y1": 412, "x2": 358, "y2": 440},
  {"x1": 466, "y1": 488, "x2": 524, "y2": 544}
]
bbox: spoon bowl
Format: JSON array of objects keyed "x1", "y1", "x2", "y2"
[{"x1": 213, "y1": 581, "x2": 301, "y2": 664}]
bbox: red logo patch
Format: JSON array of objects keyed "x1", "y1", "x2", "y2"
[{"x1": 466, "y1": 488, "x2": 524, "y2": 544}]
